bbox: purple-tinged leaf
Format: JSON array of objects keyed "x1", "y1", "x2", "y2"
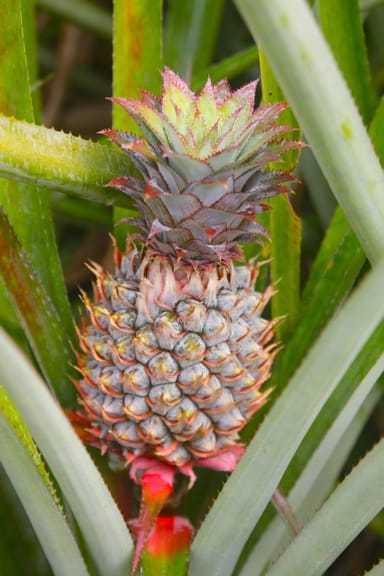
[
  {"x1": 188, "y1": 178, "x2": 233, "y2": 206},
  {"x1": 167, "y1": 154, "x2": 213, "y2": 181},
  {"x1": 160, "y1": 194, "x2": 202, "y2": 224}
]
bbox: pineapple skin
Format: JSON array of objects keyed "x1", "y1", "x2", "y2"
[{"x1": 74, "y1": 243, "x2": 274, "y2": 470}]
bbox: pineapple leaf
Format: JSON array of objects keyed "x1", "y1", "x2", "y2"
[
  {"x1": 318, "y1": 0, "x2": 377, "y2": 125},
  {"x1": 35, "y1": 0, "x2": 112, "y2": 39},
  {"x1": 191, "y1": 47, "x2": 259, "y2": 92},
  {"x1": 0, "y1": 387, "x2": 88, "y2": 576},
  {"x1": 0, "y1": 114, "x2": 133, "y2": 206},
  {"x1": 265, "y1": 84, "x2": 384, "y2": 401},
  {"x1": 164, "y1": 0, "x2": 225, "y2": 77},
  {"x1": 267, "y1": 207, "x2": 364, "y2": 397},
  {"x1": 265, "y1": 438, "x2": 384, "y2": 576},
  {"x1": 234, "y1": 0, "x2": 384, "y2": 264},
  {"x1": 191, "y1": 258, "x2": 384, "y2": 576},
  {"x1": 239, "y1": 369, "x2": 383, "y2": 574},
  {"x1": 258, "y1": 50, "x2": 301, "y2": 342},
  {"x1": 0, "y1": 210, "x2": 75, "y2": 405},
  {"x1": 0, "y1": 328, "x2": 133, "y2": 576},
  {"x1": 0, "y1": 0, "x2": 74, "y2": 344},
  {"x1": 167, "y1": 154, "x2": 213, "y2": 181},
  {"x1": 241, "y1": 291, "x2": 384, "y2": 568},
  {"x1": 112, "y1": 0, "x2": 162, "y2": 249},
  {"x1": 0, "y1": 386, "x2": 61, "y2": 508}
]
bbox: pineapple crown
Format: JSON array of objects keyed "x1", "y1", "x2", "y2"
[{"x1": 104, "y1": 68, "x2": 300, "y2": 264}]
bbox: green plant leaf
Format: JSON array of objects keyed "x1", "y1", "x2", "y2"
[
  {"x1": 0, "y1": 385, "x2": 61, "y2": 506},
  {"x1": 0, "y1": 388, "x2": 88, "y2": 576},
  {"x1": 270, "y1": 207, "x2": 364, "y2": 393},
  {"x1": 0, "y1": 328, "x2": 133, "y2": 576},
  {"x1": 112, "y1": 0, "x2": 163, "y2": 248},
  {"x1": 240, "y1": 287, "x2": 384, "y2": 570},
  {"x1": 244, "y1": 18, "x2": 384, "y2": 435},
  {"x1": 266, "y1": 438, "x2": 384, "y2": 576},
  {"x1": 318, "y1": 0, "x2": 377, "y2": 124},
  {"x1": 191, "y1": 258, "x2": 384, "y2": 576},
  {"x1": 234, "y1": 0, "x2": 384, "y2": 264},
  {"x1": 258, "y1": 49, "x2": 301, "y2": 341},
  {"x1": 264, "y1": 90, "x2": 384, "y2": 401},
  {"x1": 191, "y1": 46, "x2": 259, "y2": 91},
  {"x1": 112, "y1": 0, "x2": 162, "y2": 132},
  {"x1": 0, "y1": 465, "x2": 52, "y2": 575},
  {"x1": 239, "y1": 369, "x2": 383, "y2": 575},
  {"x1": 0, "y1": 210, "x2": 75, "y2": 405},
  {"x1": 369, "y1": 97, "x2": 384, "y2": 160},
  {"x1": 0, "y1": 115, "x2": 132, "y2": 206},
  {"x1": 36, "y1": 0, "x2": 112, "y2": 39},
  {"x1": 299, "y1": 146, "x2": 336, "y2": 228},
  {"x1": 164, "y1": 0, "x2": 225, "y2": 76},
  {"x1": 0, "y1": 0, "x2": 73, "y2": 335}
]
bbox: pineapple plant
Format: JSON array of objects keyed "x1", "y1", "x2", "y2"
[
  {"x1": 69, "y1": 69, "x2": 300, "y2": 571},
  {"x1": 72, "y1": 69, "x2": 299, "y2": 478}
]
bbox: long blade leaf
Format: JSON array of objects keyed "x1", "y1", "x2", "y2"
[
  {"x1": 0, "y1": 115, "x2": 132, "y2": 206},
  {"x1": 112, "y1": 0, "x2": 162, "y2": 247},
  {"x1": 0, "y1": 0, "x2": 73, "y2": 334},
  {"x1": 164, "y1": 0, "x2": 224, "y2": 76},
  {"x1": 318, "y1": 0, "x2": 377, "y2": 125},
  {"x1": 234, "y1": 0, "x2": 384, "y2": 264},
  {"x1": 266, "y1": 439, "x2": 384, "y2": 576},
  {"x1": 0, "y1": 210, "x2": 74, "y2": 405},
  {"x1": 258, "y1": 50, "x2": 301, "y2": 342},
  {"x1": 0, "y1": 328, "x2": 133, "y2": 576},
  {"x1": 0, "y1": 388, "x2": 88, "y2": 576},
  {"x1": 240, "y1": 366, "x2": 383, "y2": 575}
]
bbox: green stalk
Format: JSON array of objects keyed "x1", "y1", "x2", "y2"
[
  {"x1": 234, "y1": 0, "x2": 384, "y2": 264},
  {"x1": 141, "y1": 517, "x2": 193, "y2": 576}
]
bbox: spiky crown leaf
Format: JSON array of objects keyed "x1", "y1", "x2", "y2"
[{"x1": 104, "y1": 68, "x2": 300, "y2": 264}]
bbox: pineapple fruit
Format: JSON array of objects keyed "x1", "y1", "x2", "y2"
[{"x1": 72, "y1": 69, "x2": 299, "y2": 479}]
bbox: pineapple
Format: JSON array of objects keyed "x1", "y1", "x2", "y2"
[{"x1": 72, "y1": 69, "x2": 299, "y2": 479}]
